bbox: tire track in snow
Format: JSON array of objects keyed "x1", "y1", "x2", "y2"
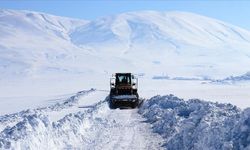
[{"x1": 82, "y1": 104, "x2": 164, "y2": 150}]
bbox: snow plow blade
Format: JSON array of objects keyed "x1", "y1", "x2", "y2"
[{"x1": 109, "y1": 95, "x2": 143, "y2": 109}]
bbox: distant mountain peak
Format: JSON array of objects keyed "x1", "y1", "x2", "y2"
[{"x1": 70, "y1": 10, "x2": 250, "y2": 47}]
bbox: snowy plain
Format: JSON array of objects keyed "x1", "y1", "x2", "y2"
[
  {"x1": 0, "y1": 9, "x2": 250, "y2": 149},
  {"x1": 1, "y1": 9, "x2": 250, "y2": 110}
]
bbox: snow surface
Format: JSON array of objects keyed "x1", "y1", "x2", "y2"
[
  {"x1": 0, "y1": 90, "x2": 164, "y2": 149},
  {"x1": 139, "y1": 95, "x2": 250, "y2": 150},
  {"x1": 0, "y1": 8, "x2": 250, "y2": 149},
  {"x1": 1, "y1": 9, "x2": 250, "y2": 109},
  {"x1": 211, "y1": 71, "x2": 250, "y2": 84},
  {"x1": 0, "y1": 89, "x2": 250, "y2": 149}
]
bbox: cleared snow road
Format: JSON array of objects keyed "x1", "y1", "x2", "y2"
[
  {"x1": 0, "y1": 89, "x2": 164, "y2": 149},
  {"x1": 82, "y1": 104, "x2": 164, "y2": 150}
]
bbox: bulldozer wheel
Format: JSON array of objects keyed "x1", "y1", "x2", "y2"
[{"x1": 108, "y1": 96, "x2": 117, "y2": 109}]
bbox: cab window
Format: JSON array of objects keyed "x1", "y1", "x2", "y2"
[{"x1": 116, "y1": 74, "x2": 131, "y2": 84}]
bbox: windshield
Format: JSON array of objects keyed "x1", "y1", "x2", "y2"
[{"x1": 116, "y1": 74, "x2": 131, "y2": 84}]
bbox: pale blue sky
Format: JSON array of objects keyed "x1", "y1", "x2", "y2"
[{"x1": 1, "y1": 0, "x2": 250, "y2": 30}]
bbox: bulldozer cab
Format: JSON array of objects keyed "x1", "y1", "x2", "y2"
[
  {"x1": 110, "y1": 73, "x2": 138, "y2": 89},
  {"x1": 116, "y1": 73, "x2": 131, "y2": 85}
]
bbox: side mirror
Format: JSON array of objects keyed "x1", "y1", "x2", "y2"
[{"x1": 110, "y1": 77, "x2": 115, "y2": 87}]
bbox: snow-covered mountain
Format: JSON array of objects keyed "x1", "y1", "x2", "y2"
[
  {"x1": 71, "y1": 11, "x2": 250, "y2": 48},
  {"x1": 70, "y1": 10, "x2": 250, "y2": 79},
  {"x1": 0, "y1": 9, "x2": 89, "y2": 78},
  {"x1": 1, "y1": 9, "x2": 250, "y2": 80}
]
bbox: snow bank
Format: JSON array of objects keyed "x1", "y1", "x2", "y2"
[
  {"x1": 0, "y1": 92, "x2": 108, "y2": 149},
  {"x1": 139, "y1": 95, "x2": 250, "y2": 150},
  {"x1": 0, "y1": 101, "x2": 108, "y2": 149},
  {"x1": 0, "y1": 89, "x2": 95, "y2": 149},
  {"x1": 1, "y1": 91, "x2": 249, "y2": 149},
  {"x1": 0, "y1": 89, "x2": 94, "y2": 131}
]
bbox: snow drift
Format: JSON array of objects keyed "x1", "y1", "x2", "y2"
[
  {"x1": 0, "y1": 89, "x2": 101, "y2": 149},
  {"x1": 0, "y1": 101, "x2": 108, "y2": 149},
  {"x1": 139, "y1": 95, "x2": 250, "y2": 150}
]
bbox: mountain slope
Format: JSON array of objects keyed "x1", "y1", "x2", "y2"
[
  {"x1": 71, "y1": 11, "x2": 250, "y2": 47},
  {"x1": 1, "y1": 9, "x2": 250, "y2": 80},
  {"x1": 0, "y1": 9, "x2": 89, "y2": 78},
  {"x1": 68, "y1": 11, "x2": 250, "y2": 78}
]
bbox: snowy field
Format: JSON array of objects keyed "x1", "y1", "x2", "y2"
[
  {"x1": 0, "y1": 9, "x2": 250, "y2": 149},
  {"x1": 1, "y1": 77, "x2": 250, "y2": 116}
]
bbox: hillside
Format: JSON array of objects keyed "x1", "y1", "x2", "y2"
[{"x1": 1, "y1": 9, "x2": 250, "y2": 79}]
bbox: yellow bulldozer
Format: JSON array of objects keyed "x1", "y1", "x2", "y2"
[{"x1": 109, "y1": 73, "x2": 142, "y2": 109}]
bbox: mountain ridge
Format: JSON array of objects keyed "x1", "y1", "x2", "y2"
[{"x1": 1, "y1": 9, "x2": 250, "y2": 79}]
